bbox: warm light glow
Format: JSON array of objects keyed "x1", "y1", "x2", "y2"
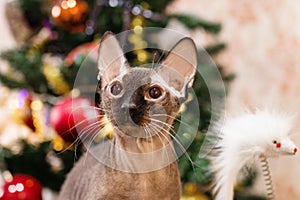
[
  {"x1": 128, "y1": 34, "x2": 139, "y2": 43},
  {"x1": 31, "y1": 100, "x2": 43, "y2": 111},
  {"x1": 15, "y1": 183, "x2": 24, "y2": 192},
  {"x1": 133, "y1": 25, "x2": 143, "y2": 34},
  {"x1": 135, "y1": 41, "x2": 147, "y2": 49},
  {"x1": 51, "y1": 5, "x2": 61, "y2": 18},
  {"x1": 67, "y1": 0, "x2": 77, "y2": 8},
  {"x1": 71, "y1": 89, "x2": 80, "y2": 97},
  {"x1": 137, "y1": 50, "x2": 148, "y2": 62},
  {"x1": 61, "y1": 0, "x2": 69, "y2": 9},
  {"x1": 53, "y1": 136, "x2": 64, "y2": 151},
  {"x1": 132, "y1": 17, "x2": 143, "y2": 26},
  {"x1": 8, "y1": 185, "x2": 16, "y2": 193}
]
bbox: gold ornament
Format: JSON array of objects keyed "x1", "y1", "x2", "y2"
[{"x1": 51, "y1": 0, "x2": 89, "y2": 33}]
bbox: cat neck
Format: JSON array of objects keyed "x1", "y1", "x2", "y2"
[
  {"x1": 102, "y1": 123, "x2": 177, "y2": 173},
  {"x1": 113, "y1": 123, "x2": 173, "y2": 154},
  {"x1": 90, "y1": 117, "x2": 178, "y2": 172}
]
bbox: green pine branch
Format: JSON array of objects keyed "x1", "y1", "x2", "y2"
[
  {"x1": 0, "y1": 49, "x2": 56, "y2": 95},
  {"x1": 0, "y1": 74, "x2": 27, "y2": 89},
  {"x1": 205, "y1": 43, "x2": 226, "y2": 55}
]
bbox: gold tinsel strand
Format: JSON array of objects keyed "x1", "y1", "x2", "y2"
[
  {"x1": 43, "y1": 63, "x2": 70, "y2": 95},
  {"x1": 53, "y1": 135, "x2": 65, "y2": 152},
  {"x1": 30, "y1": 99, "x2": 44, "y2": 138}
]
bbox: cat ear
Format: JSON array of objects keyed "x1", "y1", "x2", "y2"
[
  {"x1": 161, "y1": 38, "x2": 197, "y2": 88},
  {"x1": 97, "y1": 32, "x2": 129, "y2": 85}
]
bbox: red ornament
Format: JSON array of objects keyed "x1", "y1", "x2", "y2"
[
  {"x1": 276, "y1": 142, "x2": 281, "y2": 148},
  {"x1": 50, "y1": 97, "x2": 99, "y2": 142},
  {"x1": 0, "y1": 174, "x2": 42, "y2": 200},
  {"x1": 51, "y1": 0, "x2": 89, "y2": 33},
  {"x1": 65, "y1": 41, "x2": 99, "y2": 66}
]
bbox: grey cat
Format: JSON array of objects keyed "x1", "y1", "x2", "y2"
[{"x1": 58, "y1": 32, "x2": 197, "y2": 200}]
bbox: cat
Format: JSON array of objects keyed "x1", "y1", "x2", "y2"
[{"x1": 58, "y1": 32, "x2": 197, "y2": 200}]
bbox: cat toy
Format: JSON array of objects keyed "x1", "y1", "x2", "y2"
[{"x1": 210, "y1": 110, "x2": 298, "y2": 200}]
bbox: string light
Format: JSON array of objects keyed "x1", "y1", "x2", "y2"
[{"x1": 30, "y1": 100, "x2": 45, "y2": 138}]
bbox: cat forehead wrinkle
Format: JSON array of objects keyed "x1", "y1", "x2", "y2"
[{"x1": 121, "y1": 68, "x2": 153, "y2": 84}]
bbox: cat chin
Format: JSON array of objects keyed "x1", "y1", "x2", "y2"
[{"x1": 115, "y1": 124, "x2": 157, "y2": 138}]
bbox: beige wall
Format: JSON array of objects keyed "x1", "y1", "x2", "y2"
[{"x1": 170, "y1": 0, "x2": 300, "y2": 199}]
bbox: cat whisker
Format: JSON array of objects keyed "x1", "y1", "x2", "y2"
[
  {"x1": 56, "y1": 120, "x2": 105, "y2": 155},
  {"x1": 154, "y1": 47, "x2": 167, "y2": 68},
  {"x1": 143, "y1": 125, "x2": 156, "y2": 166},
  {"x1": 58, "y1": 112, "x2": 103, "y2": 139},
  {"x1": 149, "y1": 120, "x2": 195, "y2": 170},
  {"x1": 151, "y1": 113, "x2": 191, "y2": 127},
  {"x1": 146, "y1": 123, "x2": 172, "y2": 169},
  {"x1": 151, "y1": 51, "x2": 157, "y2": 69},
  {"x1": 148, "y1": 117, "x2": 175, "y2": 130},
  {"x1": 82, "y1": 127, "x2": 105, "y2": 166},
  {"x1": 78, "y1": 121, "x2": 105, "y2": 143}
]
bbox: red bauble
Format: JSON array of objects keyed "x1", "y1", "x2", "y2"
[
  {"x1": 65, "y1": 41, "x2": 99, "y2": 66},
  {"x1": 0, "y1": 174, "x2": 42, "y2": 200},
  {"x1": 50, "y1": 97, "x2": 99, "y2": 142}
]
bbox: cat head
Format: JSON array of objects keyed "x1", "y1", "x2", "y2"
[{"x1": 95, "y1": 32, "x2": 197, "y2": 138}]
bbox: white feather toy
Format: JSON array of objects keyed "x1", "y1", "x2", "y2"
[{"x1": 210, "y1": 110, "x2": 298, "y2": 200}]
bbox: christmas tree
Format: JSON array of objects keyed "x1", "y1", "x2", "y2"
[{"x1": 0, "y1": 0, "x2": 264, "y2": 199}]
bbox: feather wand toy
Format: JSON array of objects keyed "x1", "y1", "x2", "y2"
[{"x1": 209, "y1": 110, "x2": 298, "y2": 200}]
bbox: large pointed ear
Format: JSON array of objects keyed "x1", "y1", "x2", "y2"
[
  {"x1": 98, "y1": 32, "x2": 129, "y2": 86},
  {"x1": 160, "y1": 37, "x2": 197, "y2": 89}
]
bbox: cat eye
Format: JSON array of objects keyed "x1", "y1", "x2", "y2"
[
  {"x1": 148, "y1": 86, "x2": 163, "y2": 99},
  {"x1": 110, "y1": 81, "x2": 123, "y2": 96}
]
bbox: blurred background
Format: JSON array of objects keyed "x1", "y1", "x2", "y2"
[{"x1": 0, "y1": 0, "x2": 300, "y2": 199}]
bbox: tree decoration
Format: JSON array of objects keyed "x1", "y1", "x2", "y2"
[
  {"x1": 15, "y1": 90, "x2": 35, "y2": 132},
  {"x1": 129, "y1": 15, "x2": 150, "y2": 64},
  {"x1": 50, "y1": 97, "x2": 99, "y2": 143},
  {"x1": 64, "y1": 41, "x2": 99, "y2": 66},
  {"x1": 209, "y1": 110, "x2": 298, "y2": 200},
  {"x1": 0, "y1": 174, "x2": 42, "y2": 200},
  {"x1": 42, "y1": 63, "x2": 70, "y2": 95},
  {"x1": 51, "y1": 0, "x2": 89, "y2": 33}
]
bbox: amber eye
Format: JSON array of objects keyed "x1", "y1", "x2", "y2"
[
  {"x1": 148, "y1": 86, "x2": 162, "y2": 99},
  {"x1": 110, "y1": 82, "x2": 123, "y2": 96}
]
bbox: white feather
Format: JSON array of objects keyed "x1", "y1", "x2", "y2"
[{"x1": 209, "y1": 109, "x2": 298, "y2": 200}]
